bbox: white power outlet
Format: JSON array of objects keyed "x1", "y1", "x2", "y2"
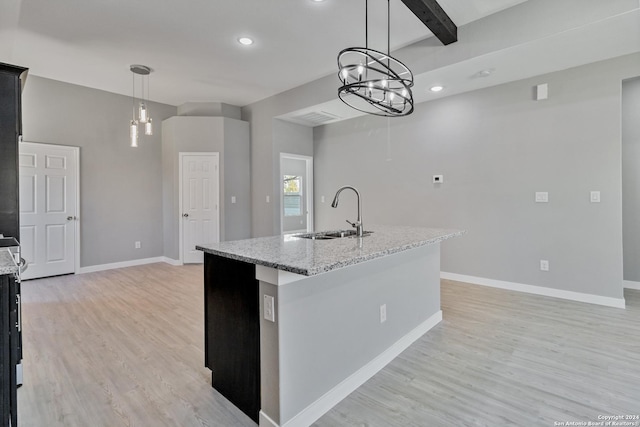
[
  {"x1": 540, "y1": 260, "x2": 549, "y2": 271},
  {"x1": 264, "y1": 295, "x2": 275, "y2": 322},
  {"x1": 535, "y1": 192, "x2": 549, "y2": 203},
  {"x1": 135, "y1": 241, "x2": 141, "y2": 249},
  {"x1": 380, "y1": 304, "x2": 387, "y2": 323}
]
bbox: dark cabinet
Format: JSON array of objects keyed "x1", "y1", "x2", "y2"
[
  {"x1": 1, "y1": 272, "x2": 19, "y2": 427},
  {"x1": 0, "y1": 62, "x2": 28, "y2": 241},
  {"x1": 0, "y1": 62, "x2": 27, "y2": 427},
  {"x1": 204, "y1": 253, "x2": 260, "y2": 423}
]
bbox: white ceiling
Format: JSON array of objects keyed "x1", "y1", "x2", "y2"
[{"x1": 0, "y1": 0, "x2": 529, "y2": 107}]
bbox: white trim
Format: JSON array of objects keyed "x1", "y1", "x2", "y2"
[
  {"x1": 624, "y1": 280, "x2": 640, "y2": 290},
  {"x1": 441, "y1": 272, "x2": 626, "y2": 309},
  {"x1": 280, "y1": 153, "x2": 314, "y2": 234},
  {"x1": 162, "y1": 256, "x2": 182, "y2": 266},
  {"x1": 256, "y1": 265, "x2": 305, "y2": 286},
  {"x1": 78, "y1": 257, "x2": 167, "y2": 274},
  {"x1": 20, "y1": 142, "x2": 81, "y2": 275},
  {"x1": 259, "y1": 311, "x2": 443, "y2": 427},
  {"x1": 259, "y1": 412, "x2": 278, "y2": 427},
  {"x1": 178, "y1": 152, "x2": 220, "y2": 264}
]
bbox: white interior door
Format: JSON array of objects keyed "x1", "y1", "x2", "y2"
[
  {"x1": 19, "y1": 142, "x2": 78, "y2": 280},
  {"x1": 181, "y1": 153, "x2": 219, "y2": 264}
]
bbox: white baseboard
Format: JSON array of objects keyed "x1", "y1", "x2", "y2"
[
  {"x1": 441, "y1": 272, "x2": 625, "y2": 309},
  {"x1": 259, "y1": 311, "x2": 443, "y2": 427},
  {"x1": 624, "y1": 280, "x2": 640, "y2": 290},
  {"x1": 161, "y1": 257, "x2": 183, "y2": 266},
  {"x1": 259, "y1": 412, "x2": 278, "y2": 427},
  {"x1": 78, "y1": 257, "x2": 177, "y2": 274}
]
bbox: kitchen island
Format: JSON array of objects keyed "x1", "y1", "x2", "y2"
[{"x1": 197, "y1": 225, "x2": 463, "y2": 427}]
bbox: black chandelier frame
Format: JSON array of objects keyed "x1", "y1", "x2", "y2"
[{"x1": 337, "y1": 0, "x2": 415, "y2": 117}]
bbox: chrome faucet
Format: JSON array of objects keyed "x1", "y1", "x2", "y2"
[{"x1": 331, "y1": 186, "x2": 363, "y2": 237}]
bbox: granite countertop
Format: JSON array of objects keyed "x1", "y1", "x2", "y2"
[
  {"x1": 197, "y1": 225, "x2": 464, "y2": 276},
  {"x1": 0, "y1": 248, "x2": 19, "y2": 275}
]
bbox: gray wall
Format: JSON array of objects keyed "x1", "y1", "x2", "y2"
[
  {"x1": 314, "y1": 53, "x2": 640, "y2": 299},
  {"x1": 240, "y1": 0, "x2": 638, "y2": 239},
  {"x1": 242, "y1": 91, "x2": 321, "y2": 237},
  {"x1": 272, "y1": 120, "x2": 313, "y2": 235},
  {"x1": 21, "y1": 75, "x2": 177, "y2": 267},
  {"x1": 162, "y1": 116, "x2": 250, "y2": 260},
  {"x1": 622, "y1": 77, "x2": 640, "y2": 282}
]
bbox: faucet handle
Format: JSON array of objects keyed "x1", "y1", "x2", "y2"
[{"x1": 345, "y1": 219, "x2": 358, "y2": 228}]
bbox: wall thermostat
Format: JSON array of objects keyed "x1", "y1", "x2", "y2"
[{"x1": 433, "y1": 175, "x2": 444, "y2": 184}]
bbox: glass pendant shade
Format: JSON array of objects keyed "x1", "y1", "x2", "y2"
[
  {"x1": 130, "y1": 121, "x2": 138, "y2": 147},
  {"x1": 139, "y1": 102, "x2": 148, "y2": 123},
  {"x1": 145, "y1": 118, "x2": 153, "y2": 136},
  {"x1": 129, "y1": 64, "x2": 152, "y2": 147}
]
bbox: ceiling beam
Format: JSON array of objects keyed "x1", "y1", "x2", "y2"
[{"x1": 400, "y1": 0, "x2": 457, "y2": 45}]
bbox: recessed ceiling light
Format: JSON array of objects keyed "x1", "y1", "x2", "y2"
[
  {"x1": 311, "y1": 0, "x2": 325, "y2": 2},
  {"x1": 430, "y1": 85, "x2": 444, "y2": 92},
  {"x1": 238, "y1": 37, "x2": 254, "y2": 46}
]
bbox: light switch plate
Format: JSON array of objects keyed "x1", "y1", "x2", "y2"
[
  {"x1": 536, "y1": 83, "x2": 548, "y2": 100},
  {"x1": 535, "y1": 192, "x2": 549, "y2": 203},
  {"x1": 264, "y1": 295, "x2": 275, "y2": 322},
  {"x1": 590, "y1": 191, "x2": 601, "y2": 203},
  {"x1": 266, "y1": 195, "x2": 270, "y2": 203},
  {"x1": 231, "y1": 196, "x2": 236, "y2": 204},
  {"x1": 540, "y1": 260, "x2": 549, "y2": 271}
]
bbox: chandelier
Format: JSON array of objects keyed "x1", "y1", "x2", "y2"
[
  {"x1": 337, "y1": 0, "x2": 414, "y2": 117},
  {"x1": 129, "y1": 64, "x2": 153, "y2": 147}
]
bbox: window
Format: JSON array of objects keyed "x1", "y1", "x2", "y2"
[{"x1": 283, "y1": 175, "x2": 302, "y2": 216}]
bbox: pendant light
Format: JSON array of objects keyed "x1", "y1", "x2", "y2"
[
  {"x1": 130, "y1": 69, "x2": 138, "y2": 147},
  {"x1": 337, "y1": 0, "x2": 414, "y2": 117},
  {"x1": 129, "y1": 64, "x2": 153, "y2": 146}
]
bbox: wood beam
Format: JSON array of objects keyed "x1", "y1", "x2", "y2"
[{"x1": 400, "y1": 0, "x2": 457, "y2": 45}]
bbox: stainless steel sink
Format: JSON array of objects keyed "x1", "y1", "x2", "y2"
[{"x1": 296, "y1": 230, "x2": 372, "y2": 240}]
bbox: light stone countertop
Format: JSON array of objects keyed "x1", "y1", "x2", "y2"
[
  {"x1": 197, "y1": 225, "x2": 465, "y2": 276},
  {"x1": 0, "y1": 248, "x2": 19, "y2": 275}
]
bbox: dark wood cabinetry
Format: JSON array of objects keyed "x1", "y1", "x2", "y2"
[
  {"x1": 0, "y1": 62, "x2": 27, "y2": 241},
  {"x1": 0, "y1": 62, "x2": 27, "y2": 427},
  {"x1": 1, "y1": 272, "x2": 19, "y2": 427},
  {"x1": 204, "y1": 253, "x2": 260, "y2": 423}
]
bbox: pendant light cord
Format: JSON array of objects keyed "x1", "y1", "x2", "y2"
[{"x1": 365, "y1": 0, "x2": 368, "y2": 49}]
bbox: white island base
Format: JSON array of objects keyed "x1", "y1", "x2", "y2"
[{"x1": 257, "y1": 243, "x2": 442, "y2": 427}]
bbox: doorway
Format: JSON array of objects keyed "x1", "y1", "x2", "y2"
[
  {"x1": 179, "y1": 153, "x2": 220, "y2": 264},
  {"x1": 280, "y1": 153, "x2": 313, "y2": 234},
  {"x1": 19, "y1": 142, "x2": 79, "y2": 280}
]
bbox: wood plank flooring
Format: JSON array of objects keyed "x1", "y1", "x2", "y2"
[
  {"x1": 19, "y1": 263, "x2": 255, "y2": 427},
  {"x1": 315, "y1": 281, "x2": 640, "y2": 427},
  {"x1": 19, "y1": 264, "x2": 640, "y2": 427}
]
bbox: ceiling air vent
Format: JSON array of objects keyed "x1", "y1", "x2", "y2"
[{"x1": 290, "y1": 111, "x2": 341, "y2": 127}]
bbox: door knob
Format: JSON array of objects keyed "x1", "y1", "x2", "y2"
[
  {"x1": 183, "y1": 213, "x2": 189, "y2": 218},
  {"x1": 67, "y1": 216, "x2": 76, "y2": 221}
]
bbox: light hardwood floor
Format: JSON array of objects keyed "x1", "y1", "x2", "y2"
[{"x1": 19, "y1": 263, "x2": 640, "y2": 426}]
